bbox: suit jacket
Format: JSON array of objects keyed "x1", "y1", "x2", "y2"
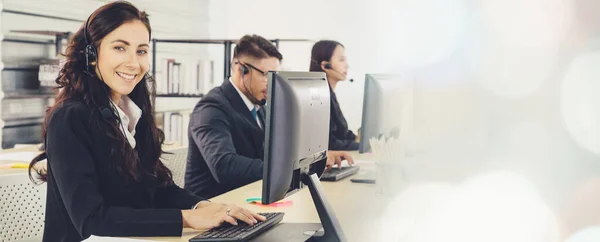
[
  {"x1": 185, "y1": 80, "x2": 266, "y2": 198},
  {"x1": 42, "y1": 100, "x2": 203, "y2": 242},
  {"x1": 329, "y1": 85, "x2": 359, "y2": 150}
]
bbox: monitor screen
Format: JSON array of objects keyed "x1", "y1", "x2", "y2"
[
  {"x1": 262, "y1": 71, "x2": 330, "y2": 204},
  {"x1": 358, "y1": 73, "x2": 410, "y2": 153}
]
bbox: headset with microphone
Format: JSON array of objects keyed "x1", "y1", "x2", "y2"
[
  {"x1": 83, "y1": 14, "x2": 115, "y2": 120},
  {"x1": 318, "y1": 60, "x2": 354, "y2": 83},
  {"x1": 234, "y1": 45, "x2": 267, "y2": 106}
]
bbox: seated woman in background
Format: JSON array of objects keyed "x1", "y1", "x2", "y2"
[
  {"x1": 310, "y1": 40, "x2": 359, "y2": 151},
  {"x1": 28, "y1": 2, "x2": 263, "y2": 242}
]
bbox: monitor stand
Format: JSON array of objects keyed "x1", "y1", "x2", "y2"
[{"x1": 301, "y1": 173, "x2": 347, "y2": 242}]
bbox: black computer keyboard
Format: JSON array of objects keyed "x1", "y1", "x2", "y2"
[
  {"x1": 320, "y1": 166, "x2": 360, "y2": 181},
  {"x1": 189, "y1": 212, "x2": 284, "y2": 242}
]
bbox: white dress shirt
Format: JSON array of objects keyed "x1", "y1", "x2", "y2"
[
  {"x1": 111, "y1": 96, "x2": 142, "y2": 148},
  {"x1": 230, "y1": 78, "x2": 261, "y2": 129}
]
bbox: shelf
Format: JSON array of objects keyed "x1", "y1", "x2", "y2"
[
  {"x1": 3, "y1": 117, "x2": 44, "y2": 128},
  {"x1": 3, "y1": 62, "x2": 41, "y2": 70},
  {"x1": 155, "y1": 94, "x2": 204, "y2": 98},
  {"x1": 10, "y1": 30, "x2": 70, "y2": 37},
  {"x1": 154, "y1": 97, "x2": 199, "y2": 113},
  {"x1": 154, "y1": 108, "x2": 193, "y2": 114},
  {"x1": 3, "y1": 37, "x2": 54, "y2": 45},
  {"x1": 9, "y1": 30, "x2": 72, "y2": 56},
  {"x1": 153, "y1": 39, "x2": 229, "y2": 44},
  {"x1": 152, "y1": 38, "x2": 313, "y2": 44},
  {"x1": 3, "y1": 90, "x2": 57, "y2": 99}
]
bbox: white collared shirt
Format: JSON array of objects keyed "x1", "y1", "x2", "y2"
[
  {"x1": 111, "y1": 96, "x2": 142, "y2": 148},
  {"x1": 230, "y1": 78, "x2": 261, "y2": 128}
]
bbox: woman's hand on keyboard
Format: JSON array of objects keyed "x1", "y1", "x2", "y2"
[{"x1": 182, "y1": 203, "x2": 267, "y2": 230}]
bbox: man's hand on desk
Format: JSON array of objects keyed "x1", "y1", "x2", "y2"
[
  {"x1": 326, "y1": 150, "x2": 355, "y2": 170},
  {"x1": 181, "y1": 202, "x2": 266, "y2": 230}
]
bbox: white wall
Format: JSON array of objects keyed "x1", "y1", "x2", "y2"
[{"x1": 2, "y1": 0, "x2": 210, "y2": 39}]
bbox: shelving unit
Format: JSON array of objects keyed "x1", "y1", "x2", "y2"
[
  {"x1": 149, "y1": 38, "x2": 312, "y2": 146},
  {"x1": 2, "y1": 89, "x2": 57, "y2": 99},
  {"x1": 151, "y1": 38, "x2": 313, "y2": 78},
  {"x1": 10, "y1": 30, "x2": 71, "y2": 56},
  {"x1": 150, "y1": 38, "x2": 312, "y2": 103},
  {"x1": 0, "y1": 28, "x2": 70, "y2": 149}
]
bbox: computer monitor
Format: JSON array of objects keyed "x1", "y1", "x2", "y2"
[
  {"x1": 262, "y1": 71, "x2": 347, "y2": 241},
  {"x1": 358, "y1": 73, "x2": 408, "y2": 153}
]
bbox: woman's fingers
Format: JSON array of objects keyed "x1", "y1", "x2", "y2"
[
  {"x1": 229, "y1": 206, "x2": 255, "y2": 225},
  {"x1": 246, "y1": 208, "x2": 266, "y2": 222},
  {"x1": 222, "y1": 214, "x2": 238, "y2": 226}
]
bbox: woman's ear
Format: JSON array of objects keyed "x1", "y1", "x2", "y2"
[{"x1": 320, "y1": 61, "x2": 328, "y2": 70}]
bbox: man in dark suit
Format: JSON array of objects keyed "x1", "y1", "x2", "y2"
[
  {"x1": 185, "y1": 35, "x2": 354, "y2": 198},
  {"x1": 184, "y1": 35, "x2": 281, "y2": 198}
]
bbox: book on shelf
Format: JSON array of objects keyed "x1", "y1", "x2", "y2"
[
  {"x1": 157, "y1": 111, "x2": 191, "y2": 146},
  {"x1": 156, "y1": 58, "x2": 213, "y2": 96}
]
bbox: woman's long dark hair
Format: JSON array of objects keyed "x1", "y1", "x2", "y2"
[
  {"x1": 29, "y1": 1, "x2": 173, "y2": 187},
  {"x1": 309, "y1": 40, "x2": 344, "y2": 72}
]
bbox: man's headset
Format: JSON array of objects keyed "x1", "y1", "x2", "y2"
[
  {"x1": 315, "y1": 60, "x2": 353, "y2": 83},
  {"x1": 234, "y1": 45, "x2": 267, "y2": 106},
  {"x1": 239, "y1": 61, "x2": 250, "y2": 75}
]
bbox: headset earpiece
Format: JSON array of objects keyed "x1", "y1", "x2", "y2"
[
  {"x1": 83, "y1": 12, "x2": 98, "y2": 74},
  {"x1": 234, "y1": 44, "x2": 249, "y2": 75},
  {"x1": 314, "y1": 59, "x2": 353, "y2": 83},
  {"x1": 85, "y1": 44, "x2": 97, "y2": 69},
  {"x1": 240, "y1": 64, "x2": 249, "y2": 75}
]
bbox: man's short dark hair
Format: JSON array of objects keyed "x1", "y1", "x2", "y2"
[{"x1": 233, "y1": 34, "x2": 283, "y2": 61}]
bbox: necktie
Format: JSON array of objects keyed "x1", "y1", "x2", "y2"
[{"x1": 251, "y1": 107, "x2": 257, "y2": 120}]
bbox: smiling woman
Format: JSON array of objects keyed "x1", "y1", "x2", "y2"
[
  {"x1": 95, "y1": 21, "x2": 150, "y2": 103},
  {"x1": 27, "y1": 1, "x2": 265, "y2": 242}
]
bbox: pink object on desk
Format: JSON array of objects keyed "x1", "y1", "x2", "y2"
[
  {"x1": 251, "y1": 200, "x2": 294, "y2": 207},
  {"x1": 246, "y1": 197, "x2": 294, "y2": 207}
]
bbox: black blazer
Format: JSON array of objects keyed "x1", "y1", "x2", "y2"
[
  {"x1": 185, "y1": 80, "x2": 265, "y2": 199},
  {"x1": 329, "y1": 86, "x2": 359, "y2": 150},
  {"x1": 42, "y1": 100, "x2": 204, "y2": 242}
]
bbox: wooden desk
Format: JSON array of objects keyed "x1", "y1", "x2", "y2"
[
  {"x1": 139, "y1": 152, "x2": 391, "y2": 242},
  {"x1": 0, "y1": 144, "x2": 184, "y2": 175},
  {"x1": 0, "y1": 145, "x2": 42, "y2": 175},
  {"x1": 1, "y1": 148, "x2": 386, "y2": 241}
]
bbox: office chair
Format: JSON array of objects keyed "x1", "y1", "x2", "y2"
[
  {"x1": 0, "y1": 173, "x2": 47, "y2": 242},
  {"x1": 161, "y1": 147, "x2": 188, "y2": 188}
]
